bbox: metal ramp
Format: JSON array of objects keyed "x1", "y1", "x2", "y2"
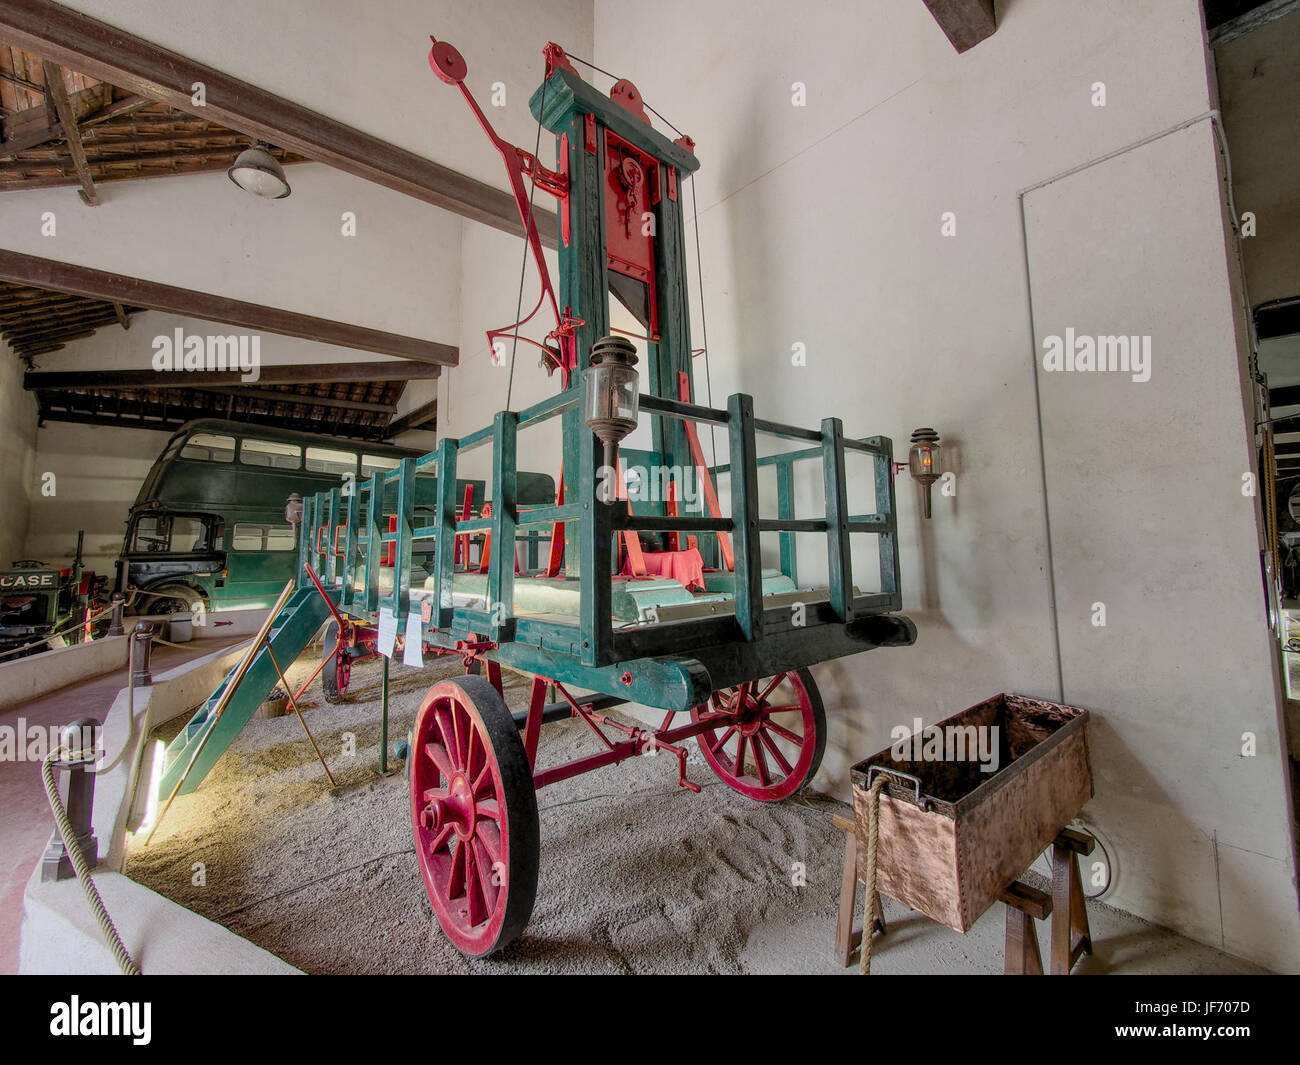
[{"x1": 157, "y1": 585, "x2": 336, "y2": 796}]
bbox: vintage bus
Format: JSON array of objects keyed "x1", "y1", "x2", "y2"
[{"x1": 117, "y1": 419, "x2": 479, "y2": 617}]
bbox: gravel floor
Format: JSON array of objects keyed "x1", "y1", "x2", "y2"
[{"x1": 124, "y1": 654, "x2": 1265, "y2": 975}]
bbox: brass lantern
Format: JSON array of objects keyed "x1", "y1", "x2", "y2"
[
  {"x1": 908, "y1": 428, "x2": 942, "y2": 519},
  {"x1": 584, "y1": 335, "x2": 640, "y2": 472}
]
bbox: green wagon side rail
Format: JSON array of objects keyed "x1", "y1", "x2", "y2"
[{"x1": 297, "y1": 385, "x2": 914, "y2": 715}]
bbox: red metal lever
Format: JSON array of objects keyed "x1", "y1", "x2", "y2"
[{"x1": 429, "y1": 37, "x2": 580, "y2": 381}]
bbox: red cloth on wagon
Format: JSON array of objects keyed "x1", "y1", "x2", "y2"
[{"x1": 621, "y1": 547, "x2": 706, "y2": 591}]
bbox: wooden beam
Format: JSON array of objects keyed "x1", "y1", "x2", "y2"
[
  {"x1": 921, "y1": 0, "x2": 997, "y2": 53},
  {"x1": 25, "y1": 361, "x2": 440, "y2": 392},
  {"x1": 1208, "y1": 0, "x2": 1300, "y2": 45},
  {"x1": 198, "y1": 386, "x2": 397, "y2": 415},
  {"x1": 386, "y1": 398, "x2": 438, "y2": 436},
  {"x1": 0, "y1": 249, "x2": 457, "y2": 365},
  {"x1": 112, "y1": 302, "x2": 129, "y2": 329},
  {"x1": 0, "y1": 0, "x2": 558, "y2": 247},
  {"x1": 40, "y1": 60, "x2": 98, "y2": 204}
]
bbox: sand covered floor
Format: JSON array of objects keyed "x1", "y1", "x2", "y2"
[{"x1": 125, "y1": 654, "x2": 1263, "y2": 975}]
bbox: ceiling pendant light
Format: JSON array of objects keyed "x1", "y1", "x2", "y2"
[{"x1": 227, "y1": 142, "x2": 291, "y2": 199}]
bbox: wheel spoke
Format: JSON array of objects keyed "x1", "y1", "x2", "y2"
[
  {"x1": 424, "y1": 742, "x2": 454, "y2": 779},
  {"x1": 734, "y1": 734, "x2": 748, "y2": 776},
  {"x1": 464, "y1": 847, "x2": 488, "y2": 926},
  {"x1": 477, "y1": 821, "x2": 503, "y2": 866},
  {"x1": 756, "y1": 673, "x2": 787, "y2": 703},
  {"x1": 761, "y1": 704, "x2": 803, "y2": 714},
  {"x1": 751, "y1": 735, "x2": 771, "y2": 785},
  {"x1": 448, "y1": 839, "x2": 467, "y2": 901},
  {"x1": 477, "y1": 797, "x2": 501, "y2": 821},
  {"x1": 472, "y1": 838, "x2": 500, "y2": 914},
  {"x1": 422, "y1": 786, "x2": 450, "y2": 804},
  {"x1": 450, "y1": 708, "x2": 466, "y2": 767},
  {"x1": 710, "y1": 725, "x2": 737, "y2": 754},
  {"x1": 766, "y1": 720, "x2": 803, "y2": 745},
  {"x1": 757, "y1": 728, "x2": 794, "y2": 777},
  {"x1": 427, "y1": 824, "x2": 453, "y2": 854}
]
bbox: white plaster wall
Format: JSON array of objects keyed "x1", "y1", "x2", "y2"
[
  {"x1": 0, "y1": 339, "x2": 37, "y2": 563},
  {"x1": 1025, "y1": 120, "x2": 1292, "y2": 968},
  {"x1": 575, "y1": 0, "x2": 1300, "y2": 969},
  {"x1": 0, "y1": 162, "x2": 460, "y2": 343},
  {"x1": 439, "y1": 220, "x2": 566, "y2": 486},
  {"x1": 25, "y1": 421, "x2": 169, "y2": 574}
]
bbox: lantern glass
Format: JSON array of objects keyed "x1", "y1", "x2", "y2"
[
  {"x1": 908, "y1": 442, "x2": 940, "y2": 481},
  {"x1": 585, "y1": 362, "x2": 639, "y2": 433}
]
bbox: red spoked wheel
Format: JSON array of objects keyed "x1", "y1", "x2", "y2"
[
  {"x1": 321, "y1": 620, "x2": 350, "y2": 704},
  {"x1": 410, "y1": 675, "x2": 539, "y2": 957},
  {"x1": 690, "y1": 667, "x2": 826, "y2": 802}
]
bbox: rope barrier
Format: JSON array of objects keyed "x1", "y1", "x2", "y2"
[{"x1": 41, "y1": 747, "x2": 140, "y2": 975}]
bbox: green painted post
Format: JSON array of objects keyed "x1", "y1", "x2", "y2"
[
  {"x1": 728, "y1": 394, "x2": 763, "y2": 641},
  {"x1": 298, "y1": 494, "x2": 315, "y2": 587},
  {"x1": 341, "y1": 479, "x2": 360, "y2": 611},
  {"x1": 434, "y1": 438, "x2": 460, "y2": 628},
  {"x1": 391, "y1": 458, "x2": 416, "y2": 625},
  {"x1": 324, "y1": 488, "x2": 339, "y2": 586},
  {"x1": 821, "y1": 418, "x2": 853, "y2": 622},
  {"x1": 363, "y1": 475, "x2": 382, "y2": 614},
  {"x1": 489, "y1": 413, "x2": 518, "y2": 642},
  {"x1": 871, "y1": 437, "x2": 901, "y2": 607},
  {"x1": 777, "y1": 458, "x2": 797, "y2": 585}
]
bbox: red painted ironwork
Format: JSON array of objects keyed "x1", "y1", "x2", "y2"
[
  {"x1": 429, "y1": 37, "x2": 581, "y2": 383},
  {"x1": 690, "y1": 671, "x2": 823, "y2": 801}
]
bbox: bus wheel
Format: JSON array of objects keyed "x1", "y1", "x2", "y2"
[
  {"x1": 144, "y1": 584, "x2": 205, "y2": 623},
  {"x1": 322, "y1": 620, "x2": 350, "y2": 704}
]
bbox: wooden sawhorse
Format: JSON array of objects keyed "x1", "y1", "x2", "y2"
[{"x1": 833, "y1": 813, "x2": 1095, "y2": 974}]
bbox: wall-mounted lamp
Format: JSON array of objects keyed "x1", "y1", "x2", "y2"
[
  {"x1": 228, "y1": 142, "x2": 291, "y2": 199},
  {"x1": 584, "y1": 335, "x2": 640, "y2": 473},
  {"x1": 906, "y1": 427, "x2": 942, "y2": 518}
]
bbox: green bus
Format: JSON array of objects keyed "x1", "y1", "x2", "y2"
[{"x1": 118, "y1": 419, "x2": 476, "y2": 617}]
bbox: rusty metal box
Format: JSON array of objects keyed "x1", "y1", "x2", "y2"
[{"x1": 850, "y1": 693, "x2": 1092, "y2": 933}]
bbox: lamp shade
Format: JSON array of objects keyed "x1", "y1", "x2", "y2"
[{"x1": 227, "y1": 145, "x2": 291, "y2": 199}]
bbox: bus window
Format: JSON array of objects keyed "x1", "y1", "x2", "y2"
[
  {"x1": 241, "y1": 438, "x2": 303, "y2": 469},
  {"x1": 362, "y1": 453, "x2": 401, "y2": 478},
  {"x1": 131, "y1": 514, "x2": 211, "y2": 553},
  {"x1": 306, "y1": 447, "x2": 357, "y2": 476},
  {"x1": 232, "y1": 523, "x2": 297, "y2": 551},
  {"x1": 180, "y1": 433, "x2": 236, "y2": 462}
]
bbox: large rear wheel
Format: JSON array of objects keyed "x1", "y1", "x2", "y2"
[
  {"x1": 691, "y1": 668, "x2": 826, "y2": 802},
  {"x1": 410, "y1": 675, "x2": 539, "y2": 957}
]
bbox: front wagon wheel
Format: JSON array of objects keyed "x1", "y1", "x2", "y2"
[
  {"x1": 410, "y1": 675, "x2": 539, "y2": 957},
  {"x1": 691, "y1": 668, "x2": 827, "y2": 802}
]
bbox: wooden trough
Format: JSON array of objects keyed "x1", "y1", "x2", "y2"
[{"x1": 851, "y1": 693, "x2": 1092, "y2": 934}]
